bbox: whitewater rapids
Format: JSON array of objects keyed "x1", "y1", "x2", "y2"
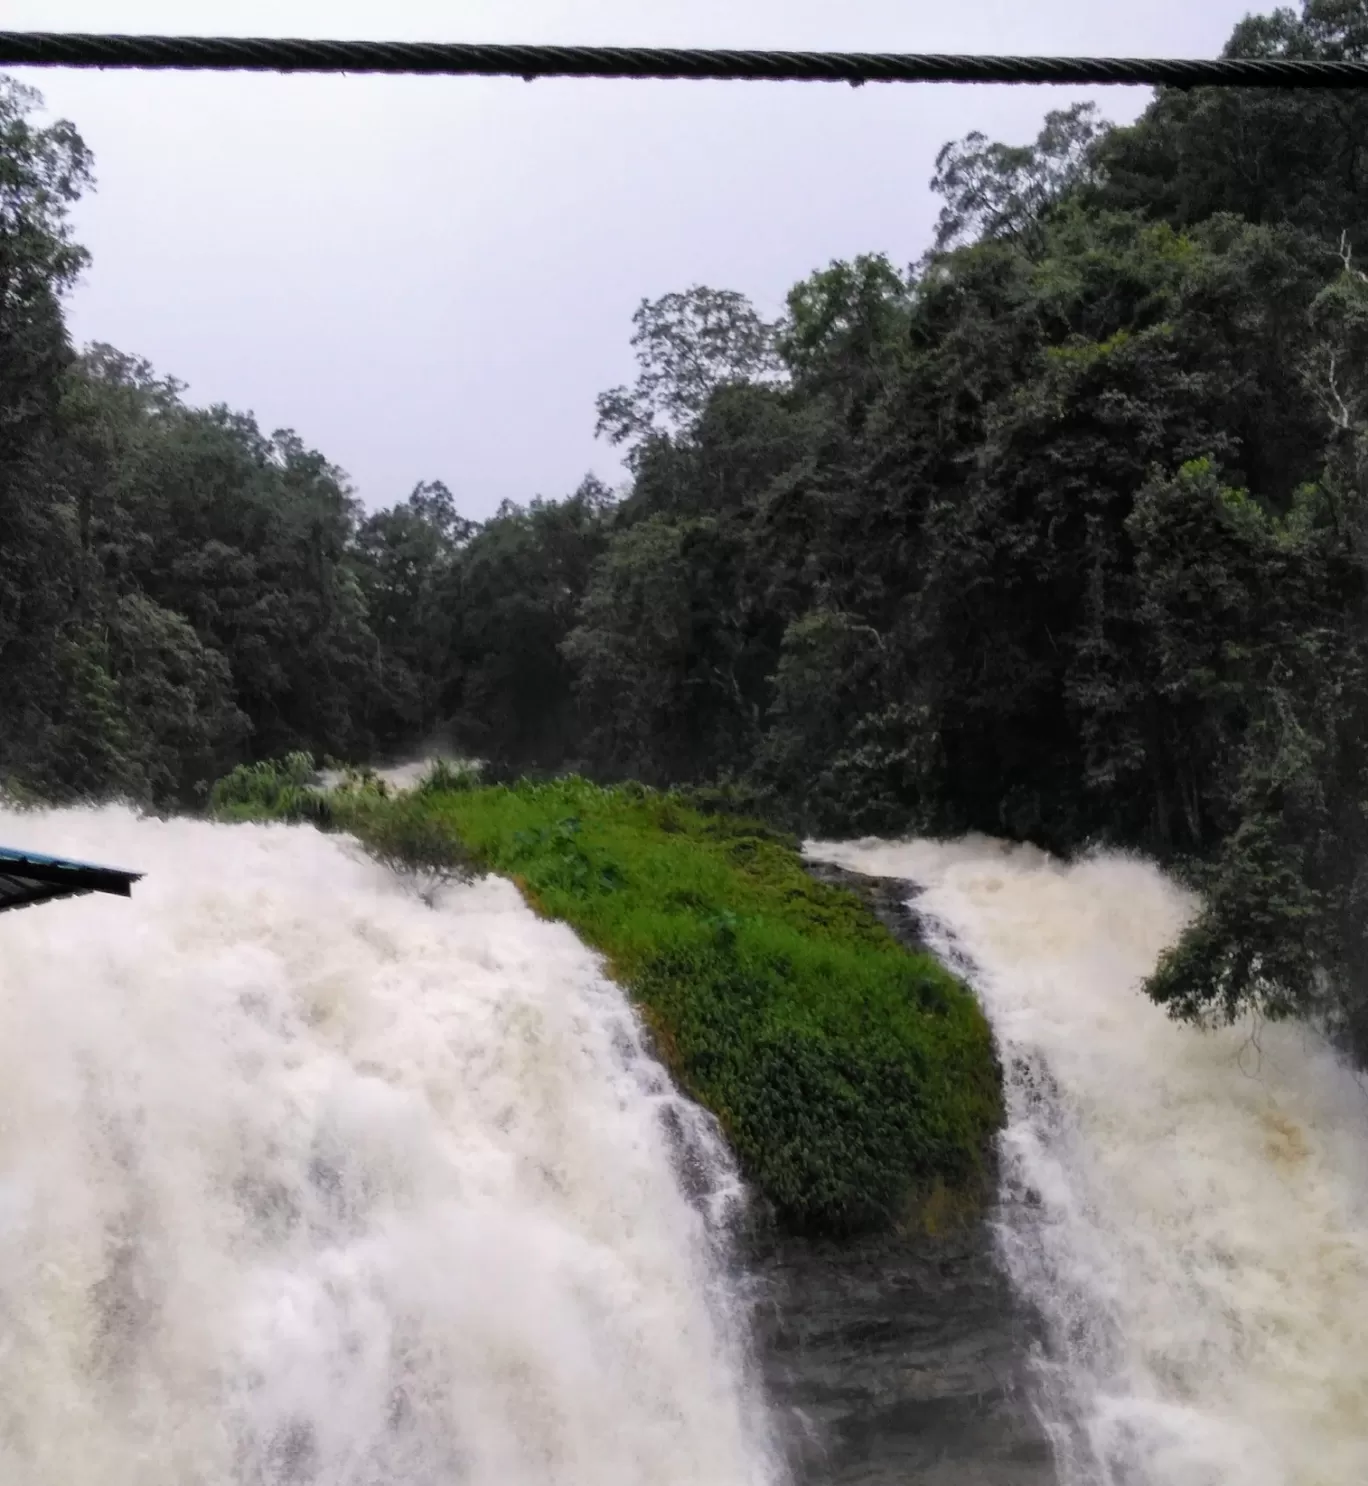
[
  {"x1": 0, "y1": 806, "x2": 780, "y2": 1486},
  {"x1": 808, "y1": 834, "x2": 1368, "y2": 1486}
]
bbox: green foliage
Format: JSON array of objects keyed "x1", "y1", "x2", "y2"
[
  {"x1": 356, "y1": 775, "x2": 1002, "y2": 1237},
  {"x1": 340, "y1": 790, "x2": 485, "y2": 905},
  {"x1": 20, "y1": 0, "x2": 1368, "y2": 1077},
  {"x1": 213, "y1": 762, "x2": 1001, "y2": 1234},
  {"x1": 779, "y1": 254, "x2": 911, "y2": 423},
  {"x1": 1094, "y1": 1, "x2": 1368, "y2": 250},
  {"x1": 755, "y1": 609, "x2": 889, "y2": 812},
  {"x1": 208, "y1": 751, "x2": 331, "y2": 825},
  {"x1": 595, "y1": 286, "x2": 782, "y2": 457},
  {"x1": 1147, "y1": 813, "x2": 1325, "y2": 1025},
  {"x1": 0, "y1": 75, "x2": 92, "y2": 452},
  {"x1": 929, "y1": 101, "x2": 1108, "y2": 254},
  {"x1": 415, "y1": 757, "x2": 483, "y2": 795},
  {"x1": 352, "y1": 480, "x2": 473, "y2": 742},
  {"x1": 440, "y1": 480, "x2": 613, "y2": 770}
]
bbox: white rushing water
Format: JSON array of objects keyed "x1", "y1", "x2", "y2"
[
  {"x1": 0, "y1": 806, "x2": 780, "y2": 1486},
  {"x1": 808, "y1": 834, "x2": 1368, "y2": 1486}
]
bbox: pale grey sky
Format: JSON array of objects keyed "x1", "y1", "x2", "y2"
[{"x1": 9, "y1": 1, "x2": 1260, "y2": 518}]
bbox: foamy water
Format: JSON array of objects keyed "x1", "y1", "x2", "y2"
[
  {"x1": 0, "y1": 806, "x2": 778, "y2": 1486},
  {"x1": 808, "y1": 835, "x2": 1368, "y2": 1486}
]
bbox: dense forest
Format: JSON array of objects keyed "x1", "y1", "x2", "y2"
[{"x1": 7, "y1": 1, "x2": 1368, "y2": 1050}]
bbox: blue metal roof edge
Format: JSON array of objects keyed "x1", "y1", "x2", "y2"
[{"x1": 0, "y1": 846, "x2": 142, "y2": 908}]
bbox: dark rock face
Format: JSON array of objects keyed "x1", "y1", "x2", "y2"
[
  {"x1": 801, "y1": 861, "x2": 937, "y2": 954},
  {"x1": 745, "y1": 864, "x2": 1056, "y2": 1485},
  {"x1": 749, "y1": 1224, "x2": 1054, "y2": 1485}
]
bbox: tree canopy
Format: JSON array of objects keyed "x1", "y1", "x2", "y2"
[{"x1": 8, "y1": 1, "x2": 1368, "y2": 1055}]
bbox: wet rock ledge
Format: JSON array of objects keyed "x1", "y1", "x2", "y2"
[{"x1": 746, "y1": 863, "x2": 1054, "y2": 1486}]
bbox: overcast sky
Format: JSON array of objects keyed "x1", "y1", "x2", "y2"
[{"x1": 8, "y1": 1, "x2": 1261, "y2": 519}]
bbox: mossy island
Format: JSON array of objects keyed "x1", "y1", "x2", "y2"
[{"x1": 212, "y1": 754, "x2": 1003, "y2": 1239}]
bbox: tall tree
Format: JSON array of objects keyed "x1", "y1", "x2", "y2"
[
  {"x1": 595, "y1": 286, "x2": 782, "y2": 461},
  {"x1": 353, "y1": 480, "x2": 473, "y2": 746},
  {"x1": 1095, "y1": 2, "x2": 1368, "y2": 249},
  {"x1": 929, "y1": 102, "x2": 1108, "y2": 255}
]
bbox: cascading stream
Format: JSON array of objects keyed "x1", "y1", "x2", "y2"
[
  {"x1": 0, "y1": 805, "x2": 781, "y2": 1486},
  {"x1": 808, "y1": 834, "x2": 1368, "y2": 1486}
]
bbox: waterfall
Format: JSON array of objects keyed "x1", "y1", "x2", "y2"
[
  {"x1": 809, "y1": 835, "x2": 1368, "y2": 1486},
  {"x1": 0, "y1": 805, "x2": 780, "y2": 1486}
]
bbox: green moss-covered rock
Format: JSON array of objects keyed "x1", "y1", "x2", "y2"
[{"x1": 219, "y1": 764, "x2": 1003, "y2": 1238}]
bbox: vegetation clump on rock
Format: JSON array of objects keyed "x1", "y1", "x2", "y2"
[{"x1": 222, "y1": 759, "x2": 1001, "y2": 1239}]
